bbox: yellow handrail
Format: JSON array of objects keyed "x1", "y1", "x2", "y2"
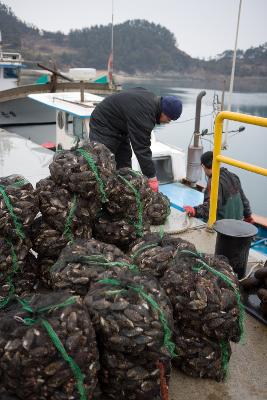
[{"x1": 208, "y1": 111, "x2": 267, "y2": 228}]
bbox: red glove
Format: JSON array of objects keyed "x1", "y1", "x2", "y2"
[
  {"x1": 244, "y1": 215, "x2": 255, "y2": 224},
  {"x1": 148, "y1": 177, "x2": 159, "y2": 192},
  {"x1": 184, "y1": 205, "x2": 196, "y2": 217}
]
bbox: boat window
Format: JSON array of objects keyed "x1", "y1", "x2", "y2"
[
  {"x1": 3, "y1": 67, "x2": 19, "y2": 79},
  {"x1": 152, "y1": 156, "x2": 174, "y2": 184},
  {"x1": 73, "y1": 117, "x2": 85, "y2": 139}
]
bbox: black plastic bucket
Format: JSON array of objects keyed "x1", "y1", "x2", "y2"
[{"x1": 214, "y1": 219, "x2": 258, "y2": 279}]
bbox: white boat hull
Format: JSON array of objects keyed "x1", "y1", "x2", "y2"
[{"x1": 0, "y1": 97, "x2": 56, "y2": 126}]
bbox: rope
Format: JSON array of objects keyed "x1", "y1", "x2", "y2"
[
  {"x1": 180, "y1": 249, "x2": 245, "y2": 340},
  {"x1": 77, "y1": 148, "x2": 107, "y2": 203},
  {"x1": 17, "y1": 296, "x2": 87, "y2": 400},
  {"x1": 98, "y1": 278, "x2": 177, "y2": 358},
  {"x1": 0, "y1": 240, "x2": 19, "y2": 309},
  {"x1": 152, "y1": 212, "x2": 195, "y2": 236},
  {"x1": 0, "y1": 185, "x2": 25, "y2": 240},
  {"x1": 157, "y1": 361, "x2": 169, "y2": 400},
  {"x1": 239, "y1": 261, "x2": 264, "y2": 282},
  {"x1": 63, "y1": 195, "x2": 77, "y2": 243},
  {"x1": 118, "y1": 174, "x2": 143, "y2": 237}
]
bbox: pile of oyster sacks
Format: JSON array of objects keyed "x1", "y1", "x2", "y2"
[{"x1": 0, "y1": 142, "x2": 244, "y2": 400}]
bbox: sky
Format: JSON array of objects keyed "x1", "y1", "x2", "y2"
[{"x1": 2, "y1": 0, "x2": 267, "y2": 59}]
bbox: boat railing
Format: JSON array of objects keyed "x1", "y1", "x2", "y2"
[{"x1": 208, "y1": 111, "x2": 267, "y2": 228}]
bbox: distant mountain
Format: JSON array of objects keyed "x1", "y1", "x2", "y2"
[{"x1": 0, "y1": 2, "x2": 266, "y2": 90}]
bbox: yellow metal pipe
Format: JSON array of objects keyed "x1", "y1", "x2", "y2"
[
  {"x1": 217, "y1": 155, "x2": 267, "y2": 177},
  {"x1": 208, "y1": 111, "x2": 267, "y2": 228},
  {"x1": 208, "y1": 113, "x2": 224, "y2": 227},
  {"x1": 216, "y1": 111, "x2": 267, "y2": 128}
]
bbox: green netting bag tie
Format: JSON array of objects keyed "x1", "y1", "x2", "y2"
[
  {"x1": 78, "y1": 148, "x2": 107, "y2": 203},
  {"x1": 180, "y1": 249, "x2": 245, "y2": 341},
  {"x1": 159, "y1": 226, "x2": 165, "y2": 239},
  {"x1": 0, "y1": 240, "x2": 19, "y2": 309},
  {"x1": 63, "y1": 195, "x2": 77, "y2": 243},
  {"x1": 77, "y1": 255, "x2": 139, "y2": 273},
  {"x1": 52, "y1": 254, "x2": 139, "y2": 274},
  {"x1": 130, "y1": 243, "x2": 159, "y2": 261},
  {"x1": 98, "y1": 278, "x2": 177, "y2": 358},
  {"x1": 10, "y1": 178, "x2": 30, "y2": 188},
  {"x1": 0, "y1": 185, "x2": 25, "y2": 240},
  {"x1": 118, "y1": 174, "x2": 143, "y2": 237},
  {"x1": 130, "y1": 170, "x2": 143, "y2": 177},
  {"x1": 17, "y1": 296, "x2": 87, "y2": 400},
  {"x1": 220, "y1": 340, "x2": 229, "y2": 378}
]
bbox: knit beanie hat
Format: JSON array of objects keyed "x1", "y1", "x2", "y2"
[{"x1": 161, "y1": 96, "x2": 183, "y2": 120}]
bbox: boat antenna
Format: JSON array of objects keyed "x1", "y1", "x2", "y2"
[
  {"x1": 222, "y1": 0, "x2": 243, "y2": 149},
  {"x1": 0, "y1": 31, "x2": 2, "y2": 59},
  {"x1": 111, "y1": 0, "x2": 114, "y2": 58},
  {"x1": 108, "y1": 0, "x2": 114, "y2": 86}
]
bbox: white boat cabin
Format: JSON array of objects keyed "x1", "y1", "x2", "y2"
[{"x1": 0, "y1": 38, "x2": 23, "y2": 91}]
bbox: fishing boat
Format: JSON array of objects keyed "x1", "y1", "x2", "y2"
[{"x1": 0, "y1": 32, "x2": 119, "y2": 127}]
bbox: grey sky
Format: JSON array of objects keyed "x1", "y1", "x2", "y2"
[{"x1": 2, "y1": 0, "x2": 267, "y2": 58}]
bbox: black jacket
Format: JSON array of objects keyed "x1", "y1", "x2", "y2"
[
  {"x1": 194, "y1": 168, "x2": 252, "y2": 221},
  {"x1": 89, "y1": 88, "x2": 161, "y2": 178}
]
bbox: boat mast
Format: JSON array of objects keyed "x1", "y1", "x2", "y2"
[
  {"x1": 0, "y1": 31, "x2": 2, "y2": 60},
  {"x1": 111, "y1": 0, "x2": 114, "y2": 59},
  {"x1": 107, "y1": 0, "x2": 114, "y2": 86},
  {"x1": 222, "y1": 0, "x2": 243, "y2": 149}
]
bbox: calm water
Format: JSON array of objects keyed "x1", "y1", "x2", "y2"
[{"x1": 9, "y1": 80, "x2": 267, "y2": 216}]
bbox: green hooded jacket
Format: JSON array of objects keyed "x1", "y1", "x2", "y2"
[{"x1": 194, "y1": 168, "x2": 252, "y2": 222}]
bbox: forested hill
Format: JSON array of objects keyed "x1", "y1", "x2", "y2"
[{"x1": 0, "y1": 2, "x2": 266, "y2": 89}]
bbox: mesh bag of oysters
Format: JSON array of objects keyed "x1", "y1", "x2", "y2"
[
  {"x1": 93, "y1": 211, "x2": 151, "y2": 251},
  {"x1": 29, "y1": 216, "x2": 69, "y2": 288},
  {"x1": 36, "y1": 177, "x2": 95, "y2": 240},
  {"x1": 144, "y1": 191, "x2": 171, "y2": 226},
  {"x1": 173, "y1": 326, "x2": 232, "y2": 382},
  {"x1": 160, "y1": 238, "x2": 244, "y2": 381},
  {"x1": 34, "y1": 142, "x2": 117, "y2": 283},
  {"x1": 128, "y1": 232, "x2": 178, "y2": 279},
  {"x1": 84, "y1": 272, "x2": 175, "y2": 399},
  {"x1": 94, "y1": 167, "x2": 170, "y2": 250},
  {"x1": 34, "y1": 176, "x2": 94, "y2": 283},
  {"x1": 0, "y1": 291, "x2": 99, "y2": 399},
  {"x1": 240, "y1": 260, "x2": 267, "y2": 317},
  {"x1": 49, "y1": 142, "x2": 116, "y2": 200},
  {"x1": 36, "y1": 142, "x2": 117, "y2": 237},
  {"x1": 0, "y1": 175, "x2": 39, "y2": 303},
  {"x1": 51, "y1": 238, "x2": 138, "y2": 296},
  {"x1": 0, "y1": 175, "x2": 38, "y2": 239}
]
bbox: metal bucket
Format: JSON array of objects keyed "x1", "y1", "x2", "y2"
[{"x1": 214, "y1": 219, "x2": 258, "y2": 279}]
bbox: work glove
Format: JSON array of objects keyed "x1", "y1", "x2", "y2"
[
  {"x1": 148, "y1": 177, "x2": 159, "y2": 192},
  {"x1": 244, "y1": 215, "x2": 255, "y2": 224},
  {"x1": 183, "y1": 205, "x2": 196, "y2": 217}
]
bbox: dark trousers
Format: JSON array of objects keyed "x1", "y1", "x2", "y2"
[{"x1": 90, "y1": 131, "x2": 132, "y2": 170}]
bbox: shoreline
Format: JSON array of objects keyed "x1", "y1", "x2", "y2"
[{"x1": 114, "y1": 73, "x2": 267, "y2": 93}]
